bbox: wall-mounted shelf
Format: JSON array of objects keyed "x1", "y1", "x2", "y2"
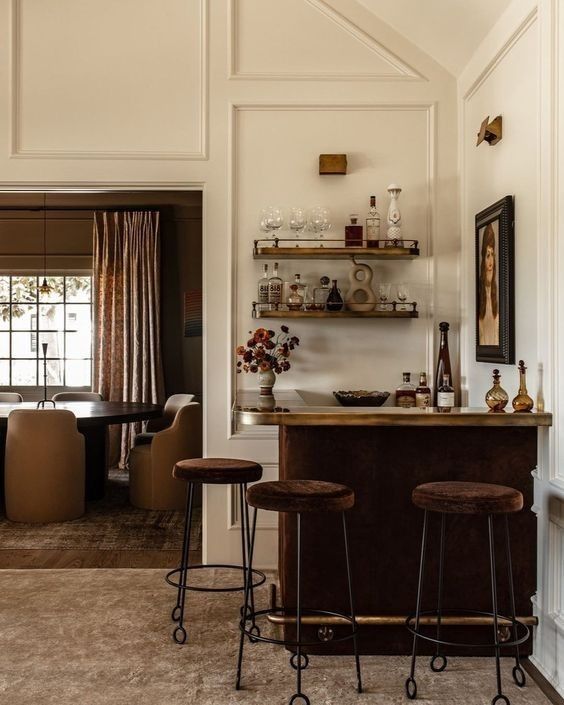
[
  {"x1": 252, "y1": 302, "x2": 419, "y2": 319},
  {"x1": 253, "y1": 237, "x2": 419, "y2": 260}
]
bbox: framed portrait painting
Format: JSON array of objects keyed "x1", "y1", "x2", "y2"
[{"x1": 475, "y1": 196, "x2": 514, "y2": 364}]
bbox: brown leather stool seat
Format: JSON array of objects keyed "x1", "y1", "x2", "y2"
[
  {"x1": 246, "y1": 479, "x2": 354, "y2": 513},
  {"x1": 412, "y1": 481, "x2": 523, "y2": 515},
  {"x1": 173, "y1": 457, "x2": 263, "y2": 485}
]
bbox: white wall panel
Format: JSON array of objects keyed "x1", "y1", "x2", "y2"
[{"x1": 12, "y1": 0, "x2": 206, "y2": 158}]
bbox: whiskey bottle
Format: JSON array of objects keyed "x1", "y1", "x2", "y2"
[
  {"x1": 257, "y1": 264, "x2": 269, "y2": 306},
  {"x1": 345, "y1": 214, "x2": 363, "y2": 247},
  {"x1": 415, "y1": 372, "x2": 431, "y2": 408},
  {"x1": 437, "y1": 373, "x2": 455, "y2": 410},
  {"x1": 366, "y1": 196, "x2": 381, "y2": 248},
  {"x1": 268, "y1": 262, "x2": 283, "y2": 309},
  {"x1": 434, "y1": 322, "x2": 452, "y2": 405},
  {"x1": 395, "y1": 372, "x2": 416, "y2": 408}
]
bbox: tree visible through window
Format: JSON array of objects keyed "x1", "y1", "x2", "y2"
[{"x1": 0, "y1": 275, "x2": 92, "y2": 387}]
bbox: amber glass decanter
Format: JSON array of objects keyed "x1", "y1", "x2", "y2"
[
  {"x1": 485, "y1": 369, "x2": 509, "y2": 412},
  {"x1": 512, "y1": 360, "x2": 534, "y2": 412}
]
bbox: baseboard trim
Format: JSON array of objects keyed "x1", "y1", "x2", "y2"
[{"x1": 523, "y1": 659, "x2": 564, "y2": 705}]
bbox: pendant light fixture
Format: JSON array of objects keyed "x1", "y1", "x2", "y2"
[{"x1": 38, "y1": 193, "x2": 52, "y2": 296}]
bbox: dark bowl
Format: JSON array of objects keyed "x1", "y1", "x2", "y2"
[{"x1": 333, "y1": 390, "x2": 390, "y2": 407}]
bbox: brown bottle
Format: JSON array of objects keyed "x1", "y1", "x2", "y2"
[
  {"x1": 512, "y1": 360, "x2": 534, "y2": 412},
  {"x1": 434, "y1": 322, "x2": 452, "y2": 405},
  {"x1": 396, "y1": 372, "x2": 416, "y2": 408},
  {"x1": 415, "y1": 372, "x2": 431, "y2": 408}
]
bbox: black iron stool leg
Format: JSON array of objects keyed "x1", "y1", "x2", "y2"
[
  {"x1": 171, "y1": 482, "x2": 194, "y2": 644},
  {"x1": 239, "y1": 484, "x2": 260, "y2": 641},
  {"x1": 342, "y1": 512, "x2": 362, "y2": 694},
  {"x1": 504, "y1": 514, "x2": 526, "y2": 688},
  {"x1": 289, "y1": 512, "x2": 310, "y2": 705},
  {"x1": 488, "y1": 514, "x2": 510, "y2": 705},
  {"x1": 406, "y1": 509, "x2": 430, "y2": 700},
  {"x1": 430, "y1": 513, "x2": 448, "y2": 673},
  {"x1": 236, "y1": 506, "x2": 258, "y2": 690}
]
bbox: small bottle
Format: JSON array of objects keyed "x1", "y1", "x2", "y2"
[
  {"x1": 326, "y1": 280, "x2": 344, "y2": 311},
  {"x1": 287, "y1": 284, "x2": 304, "y2": 311},
  {"x1": 512, "y1": 360, "x2": 534, "y2": 412},
  {"x1": 293, "y1": 273, "x2": 307, "y2": 301},
  {"x1": 313, "y1": 276, "x2": 331, "y2": 310},
  {"x1": 257, "y1": 264, "x2": 269, "y2": 306},
  {"x1": 396, "y1": 372, "x2": 416, "y2": 408},
  {"x1": 434, "y1": 322, "x2": 452, "y2": 405},
  {"x1": 366, "y1": 196, "x2": 381, "y2": 248},
  {"x1": 485, "y1": 369, "x2": 509, "y2": 412},
  {"x1": 268, "y1": 262, "x2": 283, "y2": 309},
  {"x1": 345, "y1": 214, "x2": 363, "y2": 247},
  {"x1": 415, "y1": 372, "x2": 431, "y2": 408},
  {"x1": 437, "y1": 373, "x2": 455, "y2": 410}
]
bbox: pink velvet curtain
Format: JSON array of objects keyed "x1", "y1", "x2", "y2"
[{"x1": 92, "y1": 211, "x2": 165, "y2": 468}]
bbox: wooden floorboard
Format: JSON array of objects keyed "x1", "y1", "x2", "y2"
[{"x1": 0, "y1": 549, "x2": 201, "y2": 569}]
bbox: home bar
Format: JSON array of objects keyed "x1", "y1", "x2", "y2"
[{"x1": 234, "y1": 391, "x2": 552, "y2": 656}]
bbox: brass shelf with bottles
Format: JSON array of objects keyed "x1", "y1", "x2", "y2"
[
  {"x1": 252, "y1": 302, "x2": 419, "y2": 319},
  {"x1": 253, "y1": 237, "x2": 419, "y2": 260}
]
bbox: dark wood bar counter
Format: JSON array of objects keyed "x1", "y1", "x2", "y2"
[{"x1": 234, "y1": 391, "x2": 551, "y2": 655}]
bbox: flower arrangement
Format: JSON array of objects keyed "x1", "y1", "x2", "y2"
[{"x1": 236, "y1": 325, "x2": 300, "y2": 374}]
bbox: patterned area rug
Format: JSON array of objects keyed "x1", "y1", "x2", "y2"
[
  {"x1": 0, "y1": 568, "x2": 552, "y2": 705},
  {"x1": 0, "y1": 470, "x2": 200, "y2": 551}
]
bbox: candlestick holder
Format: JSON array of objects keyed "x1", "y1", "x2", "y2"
[{"x1": 37, "y1": 342, "x2": 56, "y2": 409}]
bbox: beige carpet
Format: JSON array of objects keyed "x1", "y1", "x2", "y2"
[
  {"x1": 0, "y1": 472, "x2": 200, "y2": 551},
  {"x1": 0, "y1": 569, "x2": 551, "y2": 705}
]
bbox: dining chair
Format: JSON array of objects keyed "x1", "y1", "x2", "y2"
[
  {"x1": 5, "y1": 409, "x2": 85, "y2": 522},
  {"x1": 129, "y1": 402, "x2": 202, "y2": 510},
  {"x1": 133, "y1": 393, "x2": 195, "y2": 446},
  {"x1": 0, "y1": 392, "x2": 23, "y2": 403},
  {"x1": 52, "y1": 392, "x2": 104, "y2": 401}
]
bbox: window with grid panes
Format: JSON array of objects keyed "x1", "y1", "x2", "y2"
[{"x1": 0, "y1": 275, "x2": 92, "y2": 387}]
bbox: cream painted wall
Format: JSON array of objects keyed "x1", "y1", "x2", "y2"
[
  {"x1": 0, "y1": 1, "x2": 458, "y2": 569},
  {"x1": 459, "y1": 0, "x2": 564, "y2": 694}
]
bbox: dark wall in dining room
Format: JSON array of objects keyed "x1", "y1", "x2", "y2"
[{"x1": 0, "y1": 191, "x2": 203, "y2": 402}]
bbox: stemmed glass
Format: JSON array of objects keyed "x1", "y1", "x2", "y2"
[
  {"x1": 289, "y1": 207, "x2": 307, "y2": 247},
  {"x1": 377, "y1": 282, "x2": 391, "y2": 311},
  {"x1": 396, "y1": 283, "x2": 409, "y2": 311},
  {"x1": 259, "y1": 206, "x2": 284, "y2": 241},
  {"x1": 308, "y1": 206, "x2": 331, "y2": 247}
]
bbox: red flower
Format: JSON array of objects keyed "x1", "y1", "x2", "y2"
[
  {"x1": 254, "y1": 328, "x2": 270, "y2": 343},
  {"x1": 259, "y1": 361, "x2": 271, "y2": 371},
  {"x1": 236, "y1": 345, "x2": 245, "y2": 356}
]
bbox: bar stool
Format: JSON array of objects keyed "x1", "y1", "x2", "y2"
[
  {"x1": 166, "y1": 457, "x2": 266, "y2": 644},
  {"x1": 405, "y1": 481, "x2": 529, "y2": 705},
  {"x1": 237, "y1": 479, "x2": 362, "y2": 705}
]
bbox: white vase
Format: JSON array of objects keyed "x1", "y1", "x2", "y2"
[
  {"x1": 258, "y1": 367, "x2": 276, "y2": 396},
  {"x1": 345, "y1": 260, "x2": 377, "y2": 312}
]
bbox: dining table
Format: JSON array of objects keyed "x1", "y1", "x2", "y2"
[{"x1": 0, "y1": 401, "x2": 162, "y2": 500}]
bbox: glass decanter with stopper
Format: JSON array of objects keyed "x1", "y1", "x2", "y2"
[
  {"x1": 326, "y1": 280, "x2": 343, "y2": 311},
  {"x1": 312, "y1": 276, "x2": 331, "y2": 310},
  {"x1": 512, "y1": 360, "x2": 534, "y2": 412},
  {"x1": 287, "y1": 284, "x2": 304, "y2": 311},
  {"x1": 485, "y1": 368, "x2": 509, "y2": 412}
]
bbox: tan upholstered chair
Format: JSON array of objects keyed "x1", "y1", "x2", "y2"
[
  {"x1": 5, "y1": 409, "x2": 85, "y2": 522},
  {"x1": 133, "y1": 393, "x2": 195, "y2": 446},
  {"x1": 52, "y1": 392, "x2": 104, "y2": 402},
  {"x1": 129, "y1": 402, "x2": 202, "y2": 510},
  {"x1": 0, "y1": 392, "x2": 23, "y2": 402}
]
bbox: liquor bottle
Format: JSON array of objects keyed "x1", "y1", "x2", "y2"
[
  {"x1": 485, "y1": 369, "x2": 509, "y2": 412},
  {"x1": 287, "y1": 284, "x2": 304, "y2": 311},
  {"x1": 293, "y1": 273, "x2": 307, "y2": 301},
  {"x1": 326, "y1": 280, "x2": 344, "y2": 311},
  {"x1": 434, "y1": 322, "x2": 452, "y2": 405},
  {"x1": 396, "y1": 372, "x2": 416, "y2": 408},
  {"x1": 512, "y1": 360, "x2": 534, "y2": 412},
  {"x1": 313, "y1": 276, "x2": 331, "y2": 310},
  {"x1": 437, "y1": 373, "x2": 455, "y2": 410},
  {"x1": 268, "y1": 262, "x2": 283, "y2": 309},
  {"x1": 366, "y1": 196, "x2": 381, "y2": 248},
  {"x1": 257, "y1": 264, "x2": 269, "y2": 306},
  {"x1": 345, "y1": 214, "x2": 363, "y2": 247},
  {"x1": 415, "y1": 372, "x2": 431, "y2": 408}
]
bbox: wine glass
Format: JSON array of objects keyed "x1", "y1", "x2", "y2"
[
  {"x1": 396, "y1": 283, "x2": 409, "y2": 311},
  {"x1": 308, "y1": 206, "x2": 331, "y2": 247},
  {"x1": 377, "y1": 282, "x2": 391, "y2": 311},
  {"x1": 259, "y1": 206, "x2": 284, "y2": 241},
  {"x1": 289, "y1": 207, "x2": 307, "y2": 247}
]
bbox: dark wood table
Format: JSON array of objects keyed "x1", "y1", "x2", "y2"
[{"x1": 0, "y1": 401, "x2": 162, "y2": 500}]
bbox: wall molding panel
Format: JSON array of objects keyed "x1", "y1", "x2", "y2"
[
  {"x1": 229, "y1": 0, "x2": 424, "y2": 81},
  {"x1": 9, "y1": 0, "x2": 208, "y2": 160}
]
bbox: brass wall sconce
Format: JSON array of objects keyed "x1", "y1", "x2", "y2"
[
  {"x1": 319, "y1": 154, "x2": 347, "y2": 175},
  {"x1": 477, "y1": 115, "x2": 503, "y2": 146}
]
